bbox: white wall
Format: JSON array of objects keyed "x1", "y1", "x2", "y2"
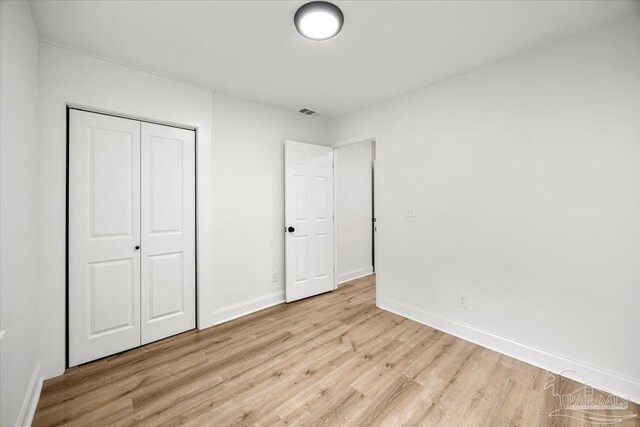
[
  {"x1": 210, "y1": 93, "x2": 327, "y2": 323},
  {"x1": 328, "y1": 17, "x2": 640, "y2": 402},
  {"x1": 336, "y1": 141, "x2": 373, "y2": 283},
  {"x1": 37, "y1": 43, "x2": 215, "y2": 379},
  {"x1": 37, "y1": 43, "x2": 327, "y2": 380},
  {"x1": 0, "y1": 2, "x2": 42, "y2": 426}
]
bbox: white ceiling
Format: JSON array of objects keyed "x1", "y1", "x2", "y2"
[{"x1": 29, "y1": 0, "x2": 639, "y2": 120}]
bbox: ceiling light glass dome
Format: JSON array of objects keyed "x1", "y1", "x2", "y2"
[{"x1": 294, "y1": 1, "x2": 344, "y2": 41}]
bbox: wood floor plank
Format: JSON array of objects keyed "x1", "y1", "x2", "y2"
[{"x1": 33, "y1": 274, "x2": 639, "y2": 426}]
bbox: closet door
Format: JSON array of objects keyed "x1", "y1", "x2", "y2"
[
  {"x1": 69, "y1": 110, "x2": 141, "y2": 367},
  {"x1": 140, "y1": 123, "x2": 196, "y2": 344}
]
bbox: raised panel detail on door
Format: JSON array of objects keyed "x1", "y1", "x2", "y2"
[
  {"x1": 90, "y1": 129, "x2": 134, "y2": 238},
  {"x1": 294, "y1": 176, "x2": 308, "y2": 220},
  {"x1": 149, "y1": 136, "x2": 183, "y2": 234},
  {"x1": 89, "y1": 259, "x2": 135, "y2": 336},
  {"x1": 294, "y1": 236, "x2": 309, "y2": 284},
  {"x1": 148, "y1": 253, "x2": 184, "y2": 321},
  {"x1": 141, "y1": 122, "x2": 195, "y2": 344},
  {"x1": 69, "y1": 110, "x2": 141, "y2": 367},
  {"x1": 313, "y1": 176, "x2": 327, "y2": 220},
  {"x1": 314, "y1": 234, "x2": 328, "y2": 279},
  {"x1": 285, "y1": 141, "x2": 334, "y2": 302}
]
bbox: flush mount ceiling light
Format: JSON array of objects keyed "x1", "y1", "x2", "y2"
[{"x1": 294, "y1": 1, "x2": 344, "y2": 41}]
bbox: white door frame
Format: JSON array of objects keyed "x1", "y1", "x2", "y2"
[
  {"x1": 65, "y1": 105, "x2": 199, "y2": 367},
  {"x1": 332, "y1": 133, "x2": 381, "y2": 305}
]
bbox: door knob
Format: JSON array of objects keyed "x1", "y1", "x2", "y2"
[
  {"x1": 287, "y1": 226, "x2": 295, "y2": 233},
  {"x1": 134, "y1": 245, "x2": 140, "y2": 250}
]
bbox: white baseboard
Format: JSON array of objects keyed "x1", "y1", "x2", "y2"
[
  {"x1": 378, "y1": 296, "x2": 640, "y2": 404},
  {"x1": 15, "y1": 362, "x2": 43, "y2": 427},
  {"x1": 337, "y1": 266, "x2": 374, "y2": 285},
  {"x1": 211, "y1": 292, "x2": 285, "y2": 325}
]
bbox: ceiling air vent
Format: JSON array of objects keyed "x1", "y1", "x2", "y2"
[{"x1": 299, "y1": 108, "x2": 321, "y2": 117}]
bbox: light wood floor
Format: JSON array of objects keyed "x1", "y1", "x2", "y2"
[{"x1": 34, "y1": 275, "x2": 638, "y2": 426}]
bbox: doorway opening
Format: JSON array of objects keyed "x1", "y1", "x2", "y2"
[{"x1": 333, "y1": 138, "x2": 377, "y2": 289}]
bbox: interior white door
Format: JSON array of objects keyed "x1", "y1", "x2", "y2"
[
  {"x1": 69, "y1": 110, "x2": 141, "y2": 366},
  {"x1": 140, "y1": 122, "x2": 196, "y2": 344},
  {"x1": 284, "y1": 141, "x2": 334, "y2": 302}
]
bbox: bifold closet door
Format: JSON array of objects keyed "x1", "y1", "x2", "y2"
[
  {"x1": 69, "y1": 110, "x2": 142, "y2": 366},
  {"x1": 69, "y1": 111, "x2": 196, "y2": 367},
  {"x1": 140, "y1": 122, "x2": 195, "y2": 345}
]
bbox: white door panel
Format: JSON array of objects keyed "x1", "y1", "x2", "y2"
[
  {"x1": 140, "y1": 122, "x2": 195, "y2": 344},
  {"x1": 69, "y1": 110, "x2": 141, "y2": 366},
  {"x1": 285, "y1": 141, "x2": 334, "y2": 302}
]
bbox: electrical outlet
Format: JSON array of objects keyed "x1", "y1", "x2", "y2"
[
  {"x1": 405, "y1": 208, "x2": 416, "y2": 218},
  {"x1": 457, "y1": 293, "x2": 468, "y2": 308},
  {"x1": 271, "y1": 271, "x2": 279, "y2": 282}
]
